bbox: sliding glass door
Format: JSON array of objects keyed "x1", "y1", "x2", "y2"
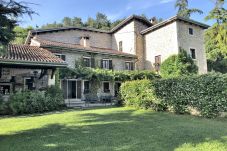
[{"x1": 62, "y1": 80, "x2": 81, "y2": 100}]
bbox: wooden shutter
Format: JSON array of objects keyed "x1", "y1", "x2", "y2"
[
  {"x1": 109, "y1": 60, "x2": 113, "y2": 69},
  {"x1": 130, "y1": 62, "x2": 134, "y2": 70},
  {"x1": 91, "y1": 57, "x2": 95, "y2": 68},
  {"x1": 101, "y1": 60, "x2": 103, "y2": 68}
]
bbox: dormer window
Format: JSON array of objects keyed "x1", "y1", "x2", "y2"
[
  {"x1": 189, "y1": 28, "x2": 194, "y2": 35},
  {"x1": 119, "y1": 41, "x2": 123, "y2": 51},
  {"x1": 80, "y1": 36, "x2": 90, "y2": 47}
]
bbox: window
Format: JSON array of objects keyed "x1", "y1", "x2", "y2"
[
  {"x1": 101, "y1": 59, "x2": 112, "y2": 69},
  {"x1": 154, "y1": 55, "x2": 161, "y2": 72},
  {"x1": 125, "y1": 61, "x2": 134, "y2": 70},
  {"x1": 55, "y1": 54, "x2": 66, "y2": 61},
  {"x1": 190, "y1": 48, "x2": 196, "y2": 59},
  {"x1": 0, "y1": 84, "x2": 11, "y2": 95},
  {"x1": 119, "y1": 41, "x2": 123, "y2": 51},
  {"x1": 103, "y1": 82, "x2": 110, "y2": 93},
  {"x1": 24, "y1": 77, "x2": 34, "y2": 90},
  {"x1": 83, "y1": 57, "x2": 91, "y2": 67},
  {"x1": 84, "y1": 81, "x2": 90, "y2": 94},
  {"x1": 189, "y1": 28, "x2": 194, "y2": 35}
]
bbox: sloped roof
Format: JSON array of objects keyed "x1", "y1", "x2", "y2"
[
  {"x1": 33, "y1": 37, "x2": 137, "y2": 58},
  {"x1": 25, "y1": 15, "x2": 152, "y2": 44},
  {"x1": 0, "y1": 44, "x2": 67, "y2": 67},
  {"x1": 141, "y1": 15, "x2": 210, "y2": 35}
]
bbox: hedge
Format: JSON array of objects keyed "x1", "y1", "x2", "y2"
[
  {"x1": 7, "y1": 86, "x2": 65, "y2": 115},
  {"x1": 120, "y1": 74, "x2": 227, "y2": 118}
]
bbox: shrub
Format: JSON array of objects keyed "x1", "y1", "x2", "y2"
[
  {"x1": 120, "y1": 80, "x2": 162, "y2": 110},
  {"x1": 8, "y1": 86, "x2": 65, "y2": 115},
  {"x1": 160, "y1": 49, "x2": 198, "y2": 78},
  {"x1": 120, "y1": 74, "x2": 227, "y2": 118}
]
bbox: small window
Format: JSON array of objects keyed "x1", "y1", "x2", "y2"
[
  {"x1": 83, "y1": 57, "x2": 91, "y2": 67},
  {"x1": 119, "y1": 41, "x2": 123, "y2": 51},
  {"x1": 190, "y1": 48, "x2": 196, "y2": 59},
  {"x1": 101, "y1": 59, "x2": 112, "y2": 69},
  {"x1": 55, "y1": 54, "x2": 66, "y2": 61},
  {"x1": 125, "y1": 61, "x2": 134, "y2": 70},
  {"x1": 84, "y1": 81, "x2": 90, "y2": 94},
  {"x1": 103, "y1": 82, "x2": 110, "y2": 93},
  {"x1": 189, "y1": 28, "x2": 194, "y2": 35},
  {"x1": 154, "y1": 55, "x2": 161, "y2": 72}
]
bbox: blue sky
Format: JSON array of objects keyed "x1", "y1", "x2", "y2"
[{"x1": 18, "y1": 0, "x2": 226, "y2": 28}]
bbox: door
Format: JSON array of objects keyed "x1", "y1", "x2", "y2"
[
  {"x1": 62, "y1": 80, "x2": 82, "y2": 100},
  {"x1": 114, "y1": 82, "x2": 121, "y2": 97}
]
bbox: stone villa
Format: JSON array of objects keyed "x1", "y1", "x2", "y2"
[{"x1": 0, "y1": 15, "x2": 209, "y2": 103}]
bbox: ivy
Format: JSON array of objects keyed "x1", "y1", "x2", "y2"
[{"x1": 59, "y1": 67, "x2": 160, "y2": 82}]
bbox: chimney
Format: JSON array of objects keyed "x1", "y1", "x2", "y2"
[
  {"x1": 150, "y1": 17, "x2": 158, "y2": 25},
  {"x1": 80, "y1": 35, "x2": 90, "y2": 47}
]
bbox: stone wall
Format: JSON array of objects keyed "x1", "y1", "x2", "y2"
[
  {"x1": 112, "y1": 21, "x2": 136, "y2": 54},
  {"x1": 134, "y1": 20, "x2": 150, "y2": 70},
  {"x1": 177, "y1": 21, "x2": 207, "y2": 74},
  {"x1": 144, "y1": 22, "x2": 179, "y2": 70},
  {"x1": 57, "y1": 50, "x2": 135, "y2": 71},
  {"x1": 37, "y1": 30, "x2": 112, "y2": 49}
]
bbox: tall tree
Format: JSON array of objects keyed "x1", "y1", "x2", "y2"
[
  {"x1": 205, "y1": 0, "x2": 227, "y2": 73},
  {"x1": 175, "y1": 0, "x2": 203, "y2": 18},
  {"x1": 95, "y1": 12, "x2": 111, "y2": 30},
  {"x1": 0, "y1": 0, "x2": 35, "y2": 52}
]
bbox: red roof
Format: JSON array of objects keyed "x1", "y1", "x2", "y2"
[
  {"x1": 0, "y1": 44, "x2": 67, "y2": 67},
  {"x1": 33, "y1": 37, "x2": 137, "y2": 58}
]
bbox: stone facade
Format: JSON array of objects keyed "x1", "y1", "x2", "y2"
[
  {"x1": 27, "y1": 15, "x2": 209, "y2": 103},
  {"x1": 176, "y1": 21, "x2": 207, "y2": 74},
  {"x1": 144, "y1": 21, "x2": 207, "y2": 74},
  {"x1": 144, "y1": 22, "x2": 179, "y2": 70},
  {"x1": 38, "y1": 30, "x2": 112, "y2": 49}
]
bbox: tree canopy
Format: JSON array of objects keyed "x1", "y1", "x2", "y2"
[
  {"x1": 205, "y1": 0, "x2": 227, "y2": 73},
  {"x1": 0, "y1": 0, "x2": 35, "y2": 52},
  {"x1": 175, "y1": 0, "x2": 203, "y2": 18}
]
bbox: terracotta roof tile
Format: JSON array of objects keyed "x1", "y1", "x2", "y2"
[
  {"x1": 34, "y1": 37, "x2": 137, "y2": 58},
  {"x1": 0, "y1": 44, "x2": 66, "y2": 66}
]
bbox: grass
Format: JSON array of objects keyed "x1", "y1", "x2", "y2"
[{"x1": 0, "y1": 107, "x2": 227, "y2": 151}]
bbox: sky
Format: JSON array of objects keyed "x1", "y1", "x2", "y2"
[{"x1": 17, "y1": 0, "x2": 226, "y2": 28}]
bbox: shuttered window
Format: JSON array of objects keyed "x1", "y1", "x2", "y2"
[
  {"x1": 125, "y1": 61, "x2": 134, "y2": 70},
  {"x1": 119, "y1": 41, "x2": 123, "y2": 51},
  {"x1": 155, "y1": 55, "x2": 161, "y2": 72},
  {"x1": 101, "y1": 59, "x2": 112, "y2": 70}
]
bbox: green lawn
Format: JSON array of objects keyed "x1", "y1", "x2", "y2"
[{"x1": 0, "y1": 107, "x2": 227, "y2": 151}]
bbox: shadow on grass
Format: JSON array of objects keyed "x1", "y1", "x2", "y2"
[{"x1": 0, "y1": 108, "x2": 227, "y2": 151}]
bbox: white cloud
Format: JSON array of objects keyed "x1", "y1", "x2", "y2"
[{"x1": 160, "y1": 0, "x2": 175, "y2": 4}]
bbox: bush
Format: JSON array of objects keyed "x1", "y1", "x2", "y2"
[
  {"x1": 8, "y1": 86, "x2": 65, "y2": 115},
  {"x1": 160, "y1": 49, "x2": 198, "y2": 78},
  {"x1": 120, "y1": 74, "x2": 227, "y2": 118},
  {"x1": 120, "y1": 80, "x2": 162, "y2": 110}
]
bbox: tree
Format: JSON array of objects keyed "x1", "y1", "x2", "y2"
[
  {"x1": 85, "y1": 17, "x2": 96, "y2": 28},
  {"x1": 95, "y1": 12, "x2": 111, "y2": 30},
  {"x1": 12, "y1": 26, "x2": 33, "y2": 44},
  {"x1": 205, "y1": 0, "x2": 227, "y2": 73},
  {"x1": 0, "y1": 0, "x2": 35, "y2": 52},
  {"x1": 72, "y1": 17, "x2": 83, "y2": 27},
  {"x1": 160, "y1": 49, "x2": 198, "y2": 78},
  {"x1": 62, "y1": 17, "x2": 72, "y2": 26},
  {"x1": 175, "y1": 0, "x2": 203, "y2": 18}
]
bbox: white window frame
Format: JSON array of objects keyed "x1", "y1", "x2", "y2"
[
  {"x1": 125, "y1": 61, "x2": 134, "y2": 70},
  {"x1": 102, "y1": 59, "x2": 111, "y2": 69},
  {"x1": 83, "y1": 56, "x2": 91, "y2": 67},
  {"x1": 189, "y1": 47, "x2": 196, "y2": 60}
]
